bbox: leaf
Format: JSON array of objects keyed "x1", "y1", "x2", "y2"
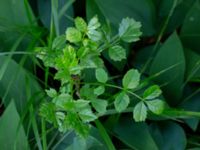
[
  {"x1": 149, "y1": 122, "x2": 186, "y2": 150},
  {"x1": 0, "y1": 101, "x2": 29, "y2": 149},
  {"x1": 108, "y1": 45, "x2": 126, "y2": 61},
  {"x1": 112, "y1": 117, "x2": 159, "y2": 150},
  {"x1": 180, "y1": 1, "x2": 200, "y2": 54},
  {"x1": 46, "y1": 88, "x2": 57, "y2": 98},
  {"x1": 122, "y1": 69, "x2": 140, "y2": 89},
  {"x1": 133, "y1": 102, "x2": 147, "y2": 122},
  {"x1": 74, "y1": 99, "x2": 90, "y2": 109},
  {"x1": 118, "y1": 17, "x2": 142, "y2": 42},
  {"x1": 66, "y1": 27, "x2": 82, "y2": 43},
  {"x1": 52, "y1": 35, "x2": 66, "y2": 50},
  {"x1": 143, "y1": 85, "x2": 162, "y2": 100},
  {"x1": 79, "y1": 108, "x2": 97, "y2": 122},
  {"x1": 87, "y1": 16, "x2": 102, "y2": 41},
  {"x1": 37, "y1": 0, "x2": 74, "y2": 34},
  {"x1": 114, "y1": 92, "x2": 130, "y2": 112},
  {"x1": 94, "y1": 86, "x2": 105, "y2": 96},
  {"x1": 149, "y1": 32, "x2": 185, "y2": 105},
  {"x1": 92, "y1": 99, "x2": 108, "y2": 113},
  {"x1": 146, "y1": 99, "x2": 165, "y2": 115},
  {"x1": 75, "y1": 17, "x2": 87, "y2": 32},
  {"x1": 86, "y1": 0, "x2": 156, "y2": 36},
  {"x1": 95, "y1": 68, "x2": 108, "y2": 83}
]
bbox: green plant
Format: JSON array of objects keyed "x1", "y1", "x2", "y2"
[{"x1": 37, "y1": 16, "x2": 166, "y2": 137}]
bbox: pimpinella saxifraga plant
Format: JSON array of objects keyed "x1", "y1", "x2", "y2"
[{"x1": 36, "y1": 16, "x2": 166, "y2": 137}]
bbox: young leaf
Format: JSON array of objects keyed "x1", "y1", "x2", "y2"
[
  {"x1": 114, "y1": 92, "x2": 130, "y2": 112},
  {"x1": 119, "y1": 17, "x2": 142, "y2": 43},
  {"x1": 46, "y1": 88, "x2": 57, "y2": 98},
  {"x1": 75, "y1": 17, "x2": 87, "y2": 32},
  {"x1": 92, "y1": 99, "x2": 108, "y2": 113},
  {"x1": 133, "y1": 102, "x2": 147, "y2": 122},
  {"x1": 122, "y1": 69, "x2": 140, "y2": 89},
  {"x1": 94, "y1": 86, "x2": 105, "y2": 96},
  {"x1": 143, "y1": 85, "x2": 162, "y2": 100},
  {"x1": 95, "y1": 68, "x2": 108, "y2": 83},
  {"x1": 108, "y1": 45, "x2": 126, "y2": 61},
  {"x1": 87, "y1": 16, "x2": 102, "y2": 41},
  {"x1": 66, "y1": 27, "x2": 82, "y2": 43},
  {"x1": 146, "y1": 99, "x2": 165, "y2": 115},
  {"x1": 79, "y1": 108, "x2": 97, "y2": 122}
]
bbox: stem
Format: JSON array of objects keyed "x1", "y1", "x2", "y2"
[{"x1": 83, "y1": 82, "x2": 143, "y2": 101}]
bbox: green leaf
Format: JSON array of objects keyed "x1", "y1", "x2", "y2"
[
  {"x1": 74, "y1": 99, "x2": 90, "y2": 109},
  {"x1": 87, "y1": 16, "x2": 102, "y2": 41},
  {"x1": 180, "y1": 1, "x2": 200, "y2": 54},
  {"x1": 86, "y1": 0, "x2": 156, "y2": 36},
  {"x1": 95, "y1": 68, "x2": 108, "y2": 83},
  {"x1": 79, "y1": 108, "x2": 97, "y2": 122},
  {"x1": 150, "y1": 32, "x2": 185, "y2": 105},
  {"x1": 75, "y1": 17, "x2": 87, "y2": 32},
  {"x1": 133, "y1": 102, "x2": 147, "y2": 122},
  {"x1": 46, "y1": 88, "x2": 57, "y2": 98},
  {"x1": 92, "y1": 99, "x2": 108, "y2": 113},
  {"x1": 108, "y1": 45, "x2": 126, "y2": 61},
  {"x1": 122, "y1": 69, "x2": 140, "y2": 89},
  {"x1": 66, "y1": 27, "x2": 82, "y2": 43},
  {"x1": 94, "y1": 86, "x2": 105, "y2": 96},
  {"x1": 112, "y1": 118, "x2": 159, "y2": 150},
  {"x1": 114, "y1": 92, "x2": 130, "y2": 112},
  {"x1": 146, "y1": 99, "x2": 165, "y2": 115},
  {"x1": 119, "y1": 17, "x2": 142, "y2": 42},
  {"x1": 143, "y1": 85, "x2": 162, "y2": 100},
  {"x1": 52, "y1": 35, "x2": 66, "y2": 50},
  {"x1": 0, "y1": 101, "x2": 29, "y2": 149}
]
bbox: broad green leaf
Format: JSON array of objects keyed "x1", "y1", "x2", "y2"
[
  {"x1": 122, "y1": 69, "x2": 140, "y2": 89},
  {"x1": 114, "y1": 92, "x2": 130, "y2": 112},
  {"x1": 88, "y1": 16, "x2": 101, "y2": 30},
  {"x1": 37, "y1": 0, "x2": 74, "y2": 34},
  {"x1": 143, "y1": 85, "x2": 162, "y2": 100},
  {"x1": 79, "y1": 108, "x2": 97, "y2": 122},
  {"x1": 94, "y1": 86, "x2": 105, "y2": 96},
  {"x1": 86, "y1": 0, "x2": 156, "y2": 36},
  {"x1": 95, "y1": 68, "x2": 108, "y2": 83},
  {"x1": 75, "y1": 17, "x2": 87, "y2": 32},
  {"x1": 112, "y1": 118, "x2": 159, "y2": 150},
  {"x1": 87, "y1": 30, "x2": 102, "y2": 41},
  {"x1": 180, "y1": 1, "x2": 200, "y2": 54},
  {"x1": 0, "y1": 56, "x2": 41, "y2": 113},
  {"x1": 46, "y1": 88, "x2": 57, "y2": 98},
  {"x1": 0, "y1": 101, "x2": 29, "y2": 150},
  {"x1": 119, "y1": 17, "x2": 142, "y2": 42},
  {"x1": 133, "y1": 102, "x2": 147, "y2": 122},
  {"x1": 74, "y1": 99, "x2": 90, "y2": 109},
  {"x1": 66, "y1": 27, "x2": 82, "y2": 43},
  {"x1": 52, "y1": 35, "x2": 66, "y2": 50},
  {"x1": 108, "y1": 45, "x2": 126, "y2": 61},
  {"x1": 146, "y1": 99, "x2": 165, "y2": 114},
  {"x1": 150, "y1": 32, "x2": 185, "y2": 105},
  {"x1": 149, "y1": 122, "x2": 186, "y2": 150},
  {"x1": 92, "y1": 99, "x2": 108, "y2": 113}
]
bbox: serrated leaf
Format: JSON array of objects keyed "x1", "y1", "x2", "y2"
[
  {"x1": 66, "y1": 27, "x2": 82, "y2": 43},
  {"x1": 133, "y1": 102, "x2": 147, "y2": 122},
  {"x1": 122, "y1": 69, "x2": 140, "y2": 89},
  {"x1": 92, "y1": 99, "x2": 108, "y2": 113},
  {"x1": 143, "y1": 85, "x2": 162, "y2": 100},
  {"x1": 88, "y1": 16, "x2": 101, "y2": 30},
  {"x1": 95, "y1": 68, "x2": 108, "y2": 83},
  {"x1": 146, "y1": 99, "x2": 165, "y2": 115},
  {"x1": 108, "y1": 45, "x2": 126, "y2": 61},
  {"x1": 75, "y1": 17, "x2": 87, "y2": 32},
  {"x1": 79, "y1": 108, "x2": 97, "y2": 122},
  {"x1": 46, "y1": 88, "x2": 57, "y2": 98},
  {"x1": 119, "y1": 17, "x2": 142, "y2": 42},
  {"x1": 87, "y1": 30, "x2": 102, "y2": 41},
  {"x1": 114, "y1": 92, "x2": 130, "y2": 112},
  {"x1": 94, "y1": 86, "x2": 105, "y2": 96}
]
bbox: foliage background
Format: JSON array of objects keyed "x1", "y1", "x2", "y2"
[{"x1": 0, "y1": 0, "x2": 200, "y2": 149}]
